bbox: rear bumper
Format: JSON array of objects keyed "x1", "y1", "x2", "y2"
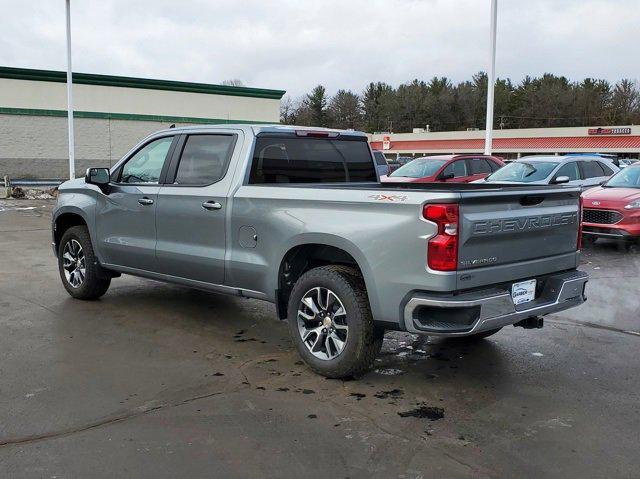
[
  {"x1": 583, "y1": 222, "x2": 640, "y2": 239},
  {"x1": 403, "y1": 270, "x2": 588, "y2": 336}
]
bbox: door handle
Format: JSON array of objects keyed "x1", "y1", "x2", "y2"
[
  {"x1": 202, "y1": 200, "x2": 222, "y2": 211},
  {"x1": 138, "y1": 197, "x2": 154, "y2": 206}
]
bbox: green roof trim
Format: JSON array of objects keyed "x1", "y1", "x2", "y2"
[
  {"x1": 0, "y1": 107, "x2": 277, "y2": 125},
  {"x1": 0, "y1": 66, "x2": 286, "y2": 100}
]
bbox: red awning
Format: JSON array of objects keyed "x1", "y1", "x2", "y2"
[{"x1": 370, "y1": 136, "x2": 640, "y2": 151}]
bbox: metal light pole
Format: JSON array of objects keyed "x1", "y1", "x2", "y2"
[
  {"x1": 65, "y1": 0, "x2": 76, "y2": 179},
  {"x1": 484, "y1": 0, "x2": 498, "y2": 155}
]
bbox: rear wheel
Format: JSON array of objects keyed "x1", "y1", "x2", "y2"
[
  {"x1": 287, "y1": 265, "x2": 383, "y2": 379},
  {"x1": 58, "y1": 226, "x2": 111, "y2": 300}
]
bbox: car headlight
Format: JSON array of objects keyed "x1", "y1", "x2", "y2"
[{"x1": 624, "y1": 199, "x2": 640, "y2": 210}]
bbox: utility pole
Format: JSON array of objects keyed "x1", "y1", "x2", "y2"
[
  {"x1": 484, "y1": 0, "x2": 498, "y2": 155},
  {"x1": 65, "y1": 0, "x2": 76, "y2": 179}
]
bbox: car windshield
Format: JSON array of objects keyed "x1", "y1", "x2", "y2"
[
  {"x1": 485, "y1": 161, "x2": 559, "y2": 183},
  {"x1": 389, "y1": 158, "x2": 447, "y2": 178},
  {"x1": 604, "y1": 166, "x2": 640, "y2": 188}
]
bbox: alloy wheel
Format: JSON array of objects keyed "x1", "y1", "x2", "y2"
[
  {"x1": 297, "y1": 287, "x2": 348, "y2": 360},
  {"x1": 62, "y1": 239, "x2": 86, "y2": 288}
]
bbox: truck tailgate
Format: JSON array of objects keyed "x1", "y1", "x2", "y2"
[{"x1": 456, "y1": 186, "x2": 581, "y2": 289}]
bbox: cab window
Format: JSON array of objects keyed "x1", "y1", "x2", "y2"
[
  {"x1": 173, "y1": 134, "x2": 236, "y2": 185},
  {"x1": 119, "y1": 137, "x2": 174, "y2": 184}
]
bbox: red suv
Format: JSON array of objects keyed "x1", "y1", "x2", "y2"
[
  {"x1": 581, "y1": 164, "x2": 640, "y2": 241},
  {"x1": 380, "y1": 154, "x2": 504, "y2": 183}
]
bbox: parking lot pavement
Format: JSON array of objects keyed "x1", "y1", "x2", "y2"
[{"x1": 1, "y1": 199, "x2": 639, "y2": 478}]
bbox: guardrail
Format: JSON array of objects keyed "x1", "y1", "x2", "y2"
[
  {"x1": 8, "y1": 179, "x2": 64, "y2": 187},
  {"x1": 1, "y1": 176, "x2": 63, "y2": 198}
]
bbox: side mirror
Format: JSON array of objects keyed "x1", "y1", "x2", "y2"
[
  {"x1": 85, "y1": 168, "x2": 111, "y2": 192},
  {"x1": 553, "y1": 175, "x2": 570, "y2": 184},
  {"x1": 438, "y1": 172, "x2": 455, "y2": 181}
]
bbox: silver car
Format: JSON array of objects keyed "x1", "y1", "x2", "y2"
[{"x1": 480, "y1": 155, "x2": 619, "y2": 189}]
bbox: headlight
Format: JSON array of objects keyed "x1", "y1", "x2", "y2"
[{"x1": 624, "y1": 199, "x2": 640, "y2": 210}]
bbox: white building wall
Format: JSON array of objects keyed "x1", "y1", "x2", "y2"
[
  {"x1": 0, "y1": 78, "x2": 280, "y2": 123},
  {"x1": 0, "y1": 114, "x2": 183, "y2": 178}
]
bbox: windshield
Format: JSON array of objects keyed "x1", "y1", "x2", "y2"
[
  {"x1": 604, "y1": 167, "x2": 640, "y2": 188},
  {"x1": 390, "y1": 158, "x2": 447, "y2": 178},
  {"x1": 486, "y1": 161, "x2": 559, "y2": 183}
]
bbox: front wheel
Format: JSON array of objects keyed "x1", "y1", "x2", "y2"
[
  {"x1": 287, "y1": 265, "x2": 383, "y2": 379},
  {"x1": 58, "y1": 226, "x2": 111, "y2": 300}
]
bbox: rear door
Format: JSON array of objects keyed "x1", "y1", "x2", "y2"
[
  {"x1": 96, "y1": 135, "x2": 176, "y2": 271},
  {"x1": 155, "y1": 131, "x2": 240, "y2": 285},
  {"x1": 439, "y1": 159, "x2": 468, "y2": 182},
  {"x1": 579, "y1": 160, "x2": 608, "y2": 189},
  {"x1": 457, "y1": 186, "x2": 581, "y2": 288},
  {"x1": 466, "y1": 158, "x2": 494, "y2": 182}
]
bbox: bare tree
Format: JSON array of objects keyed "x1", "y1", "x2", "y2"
[{"x1": 221, "y1": 79, "x2": 245, "y2": 87}]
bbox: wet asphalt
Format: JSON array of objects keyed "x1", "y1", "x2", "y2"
[{"x1": 0, "y1": 199, "x2": 639, "y2": 478}]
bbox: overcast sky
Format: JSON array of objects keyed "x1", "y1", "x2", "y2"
[{"x1": 1, "y1": 0, "x2": 638, "y2": 97}]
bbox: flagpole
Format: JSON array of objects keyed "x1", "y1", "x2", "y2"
[
  {"x1": 484, "y1": 0, "x2": 498, "y2": 155},
  {"x1": 65, "y1": 0, "x2": 75, "y2": 179}
]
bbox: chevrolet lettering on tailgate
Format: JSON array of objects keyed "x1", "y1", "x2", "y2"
[{"x1": 472, "y1": 212, "x2": 578, "y2": 235}]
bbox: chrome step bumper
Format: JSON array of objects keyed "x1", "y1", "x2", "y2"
[{"x1": 403, "y1": 270, "x2": 588, "y2": 336}]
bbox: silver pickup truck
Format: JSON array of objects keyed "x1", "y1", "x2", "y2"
[{"x1": 52, "y1": 125, "x2": 588, "y2": 378}]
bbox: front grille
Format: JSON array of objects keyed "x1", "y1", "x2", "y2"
[{"x1": 583, "y1": 208, "x2": 623, "y2": 225}]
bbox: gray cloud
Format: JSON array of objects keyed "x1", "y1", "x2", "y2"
[{"x1": 0, "y1": 0, "x2": 638, "y2": 97}]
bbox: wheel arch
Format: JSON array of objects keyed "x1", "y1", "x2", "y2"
[
  {"x1": 53, "y1": 209, "x2": 90, "y2": 255},
  {"x1": 275, "y1": 235, "x2": 377, "y2": 320}
]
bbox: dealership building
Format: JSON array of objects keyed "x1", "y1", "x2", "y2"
[
  {"x1": 0, "y1": 66, "x2": 285, "y2": 178},
  {"x1": 370, "y1": 125, "x2": 640, "y2": 160}
]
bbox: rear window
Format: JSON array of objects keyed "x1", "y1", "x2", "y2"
[{"x1": 249, "y1": 136, "x2": 376, "y2": 184}]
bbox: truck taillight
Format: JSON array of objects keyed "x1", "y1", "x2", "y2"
[
  {"x1": 577, "y1": 196, "x2": 583, "y2": 250},
  {"x1": 423, "y1": 203, "x2": 459, "y2": 271}
]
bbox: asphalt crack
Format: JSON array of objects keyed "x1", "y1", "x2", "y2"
[{"x1": 0, "y1": 385, "x2": 246, "y2": 448}]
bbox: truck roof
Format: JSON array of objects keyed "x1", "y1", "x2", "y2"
[{"x1": 155, "y1": 123, "x2": 368, "y2": 138}]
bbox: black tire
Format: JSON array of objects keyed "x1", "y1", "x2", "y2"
[
  {"x1": 58, "y1": 225, "x2": 111, "y2": 300},
  {"x1": 447, "y1": 327, "x2": 502, "y2": 342},
  {"x1": 287, "y1": 265, "x2": 383, "y2": 379}
]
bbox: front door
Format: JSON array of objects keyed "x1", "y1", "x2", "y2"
[
  {"x1": 553, "y1": 161, "x2": 582, "y2": 187},
  {"x1": 155, "y1": 132, "x2": 239, "y2": 285},
  {"x1": 96, "y1": 135, "x2": 176, "y2": 271}
]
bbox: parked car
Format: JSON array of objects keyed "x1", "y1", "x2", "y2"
[
  {"x1": 381, "y1": 154, "x2": 504, "y2": 183},
  {"x1": 52, "y1": 125, "x2": 587, "y2": 378},
  {"x1": 618, "y1": 158, "x2": 639, "y2": 169},
  {"x1": 581, "y1": 163, "x2": 640, "y2": 242},
  {"x1": 479, "y1": 155, "x2": 619, "y2": 189},
  {"x1": 372, "y1": 150, "x2": 389, "y2": 177}
]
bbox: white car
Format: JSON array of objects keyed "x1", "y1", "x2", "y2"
[{"x1": 478, "y1": 155, "x2": 619, "y2": 190}]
